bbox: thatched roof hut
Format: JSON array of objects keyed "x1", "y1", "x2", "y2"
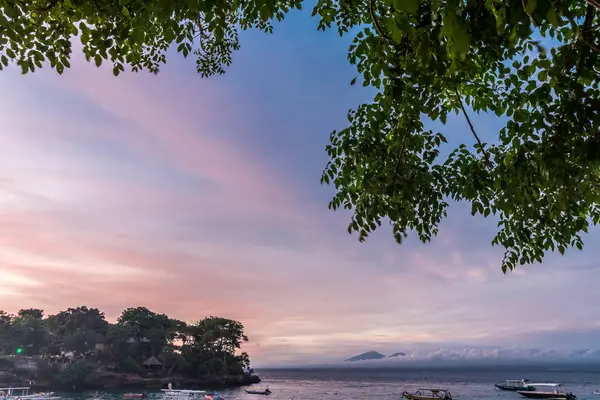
[
  {"x1": 142, "y1": 356, "x2": 162, "y2": 371},
  {"x1": 143, "y1": 356, "x2": 162, "y2": 366}
]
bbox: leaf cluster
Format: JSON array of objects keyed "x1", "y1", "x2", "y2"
[{"x1": 318, "y1": 0, "x2": 600, "y2": 271}]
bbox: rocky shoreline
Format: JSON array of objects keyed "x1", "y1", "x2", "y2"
[{"x1": 0, "y1": 372, "x2": 261, "y2": 391}]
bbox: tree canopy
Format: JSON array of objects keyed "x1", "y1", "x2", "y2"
[
  {"x1": 0, "y1": 306, "x2": 253, "y2": 387},
  {"x1": 1, "y1": 0, "x2": 599, "y2": 272}
]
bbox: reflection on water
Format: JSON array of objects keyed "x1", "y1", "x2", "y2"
[{"x1": 51, "y1": 366, "x2": 600, "y2": 400}]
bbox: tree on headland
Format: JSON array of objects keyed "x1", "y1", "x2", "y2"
[
  {"x1": 10, "y1": 309, "x2": 47, "y2": 356},
  {"x1": 1, "y1": 0, "x2": 599, "y2": 272},
  {"x1": 45, "y1": 307, "x2": 109, "y2": 357},
  {"x1": 0, "y1": 306, "x2": 254, "y2": 386}
]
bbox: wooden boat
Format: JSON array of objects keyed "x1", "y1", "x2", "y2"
[
  {"x1": 161, "y1": 389, "x2": 207, "y2": 400},
  {"x1": 124, "y1": 394, "x2": 147, "y2": 399},
  {"x1": 244, "y1": 388, "x2": 272, "y2": 396},
  {"x1": 402, "y1": 389, "x2": 452, "y2": 400},
  {"x1": 495, "y1": 379, "x2": 536, "y2": 391}
]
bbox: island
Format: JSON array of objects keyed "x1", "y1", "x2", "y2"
[
  {"x1": 0, "y1": 306, "x2": 260, "y2": 390},
  {"x1": 344, "y1": 351, "x2": 386, "y2": 362}
]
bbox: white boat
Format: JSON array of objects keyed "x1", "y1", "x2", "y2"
[
  {"x1": 495, "y1": 379, "x2": 536, "y2": 391},
  {"x1": 592, "y1": 389, "x2": 600, "y2": 395},
  {"x1": 161, "y1": 389, "x2": 207, "y2": 400},
  {"x1": 0, "y1": 387, "x2": 58, "y2": 400},
  {"x1": 517, "y1": 383, "x2": 575, "y2": 400}
]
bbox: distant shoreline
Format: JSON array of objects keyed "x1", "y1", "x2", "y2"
[{"x1": 254, "y1": 360, "x2": 600, "y2": 371}]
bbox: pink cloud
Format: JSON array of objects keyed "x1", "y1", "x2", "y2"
[
  {"x1": 2, "y1": 57, "x2": 600, "y2": 367},
  {"x1": 28, "y1": 63, "x2": 311, "y2": 225}
]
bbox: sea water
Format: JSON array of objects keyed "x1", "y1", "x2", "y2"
[{"x1": 53, "y1": 364, "x2": 600, "y2": 400}]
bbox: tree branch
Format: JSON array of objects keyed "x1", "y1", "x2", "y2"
[
  {"x1": 369, "y1": 0, "x2": 394, "y2": 43},
  {"x1": 581, "y1": 5, "x2": 598, "y2": 62},
  {"x1": 454, "y1": 89, "x2": 492, "y2": 168},
  {"x1": 584, "y1": 0, "x2": 600, "y2": 12}
]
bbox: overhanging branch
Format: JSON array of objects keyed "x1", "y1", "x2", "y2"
[
  {"x1": 369, "y1": 0, "x2": 394, "y2": 43},
  {"x1": 454, "y1": 89, "x2": 492, "y2": 168}
]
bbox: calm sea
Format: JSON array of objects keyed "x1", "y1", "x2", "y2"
[{"x1": 59, "y1": 364, "x2": 600, "y2": 400}]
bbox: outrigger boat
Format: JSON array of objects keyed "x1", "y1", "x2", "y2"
[
  {"x1": 402, "y1": 389, "x2": 452, "y2": 400},
  {"x1": 0, "y1": 387, "x2": 58, "y2": 400},
  {"x1": 495, "y1": 379, "x2": 536, "y2": 391},
  {"x1": 161, "y1": 389, "x2": 207, "y2": 400},
  {"x1": 244, "y1": 387, "x2": 272, "y2": 396}
]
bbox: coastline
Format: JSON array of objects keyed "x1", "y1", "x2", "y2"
[{"x1": 0, "y1": 372, "x2": 261, "y2": 391}]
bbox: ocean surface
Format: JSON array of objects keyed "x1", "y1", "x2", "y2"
[{"x1": 55, "y1": 364, "x2": 600, "y2": 400}]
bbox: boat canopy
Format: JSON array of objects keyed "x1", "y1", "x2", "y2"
[
  {"x1": 529, "y1": 383, "x2": 563, "y2": 387},
  {"x1": 0, "y1": 387, "x2": 32, "y2": 395}
]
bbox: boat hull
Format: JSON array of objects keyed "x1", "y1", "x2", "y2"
[
  {"x1": 402, "y1": 391, "x2": 452, "y2": 400},
  {"x1": 517, "y1": 391, "x2": 575, "y2": 400},
  {"x1": 404, "y1": 395, "x2": 444, "y2": 400},
  {"x1": 244, "y1": 391, "x2": 270, "y2": 396}
]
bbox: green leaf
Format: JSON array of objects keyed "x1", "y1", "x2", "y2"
[
  {"x1": 393, "y1": 0, "x2": 419, "y2": 14},
  {"x1": 546, "y1": 8, "x2": 559, "y2": 27},
  {"x1": 525, "y1": 0, "x2": 537, "y2": 17},
  {"x1": 453, "y1": 22, "x2": 470, "y2": 56}
]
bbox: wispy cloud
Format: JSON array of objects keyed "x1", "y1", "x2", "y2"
[{"x1": 0, "y1": 11, "x2": 599, "y2": 368}]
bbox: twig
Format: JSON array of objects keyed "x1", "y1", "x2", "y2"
[
  {"x1": 369, "y1": 0, "x2": 394, "y2": 43},
  {"x1": 454, "y1": 88, "x2": 492, "y2": 168},
  {"x1": 583, "y1": 22, "x2": 600, "y2": 32},
  {"x1": 581, "y1": 6, "x2": 598, "y2": 62},
  {"x1": 584, "y1": 0, "x2": 600, "y2": 12}
]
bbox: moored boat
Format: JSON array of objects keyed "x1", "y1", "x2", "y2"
[
  {"x1": 244, "y1": 387, "x2": 271, "y2": 396},
  {"x1": 0, "y1": 387, "x2": 58, "y2": 400},
  {"x1": 402, "y1": 389, "x2": 452, "y2": 400},
  {"x1": 517, "y1": 384, "x2": 575, "y2": 400},
  {"x1": 495, "y1": 379, "x2": 536, "y2": 391},
  {"x1": 161, "y1": 389, "x2": 207, "y2": 400},
  {"x1": 592, "y1": 389, "x2": 600, "y2": 395}
]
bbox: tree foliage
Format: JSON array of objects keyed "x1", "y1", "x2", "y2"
[
  {"x1": 317, "y1": 0, "x2": 600, "y2": 272},
  {"x1": 0, "y1": 0, "x2": 301, "y2": 76},
  {"x1": 1, "y1": 0, "x2": 599, "y2": 271},
  {"x1": 0, "y1": 306, "x2": 253, "y2": 380}
]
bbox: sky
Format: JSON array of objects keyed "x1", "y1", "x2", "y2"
[{"x1": 1, "y1": 7, "x2": 600, "y2": 368}]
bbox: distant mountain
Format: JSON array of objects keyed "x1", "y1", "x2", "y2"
[
  {"x1": 389, "y1": 352, "x2": 407, "y2": 358},
  {"x1": 345, "y1": 351, "x2": 386, "y2": 362}
]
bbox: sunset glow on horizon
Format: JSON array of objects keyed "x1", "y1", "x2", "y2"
[{"x1": 2, "y1": 9, "x2": 600, "y2": 368}]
